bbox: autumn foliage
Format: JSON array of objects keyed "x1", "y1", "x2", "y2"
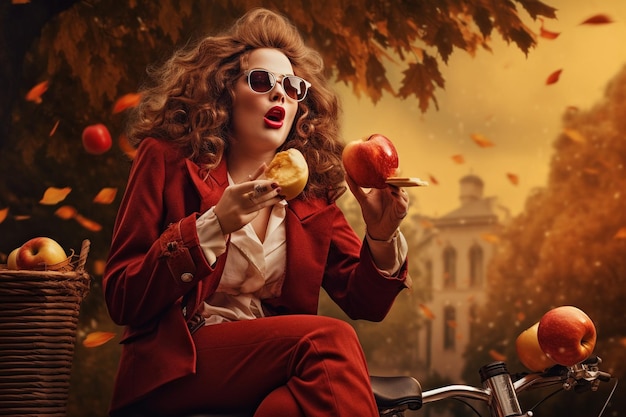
[{"x1": 463, "y1": 64, "x2": 626, "y2": 415}]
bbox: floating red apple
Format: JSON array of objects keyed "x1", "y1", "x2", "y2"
[
  {"x1": 82, "y1": 123, "x2": 112, "y2": 155},
  {"x1": 537, "y1": 306, "x2": 597, "y2": 367},
  {"x1": 342, "y1": 133, "x2": 399, "y2": 188}
]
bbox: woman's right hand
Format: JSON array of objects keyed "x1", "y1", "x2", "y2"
[{"x1": 213, "y1": 171, "x2": 282, "y2": 235}]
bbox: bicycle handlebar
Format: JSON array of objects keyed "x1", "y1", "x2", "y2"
[{"x1": 420, "y1": 356, "x2": 613, "y2": 417}]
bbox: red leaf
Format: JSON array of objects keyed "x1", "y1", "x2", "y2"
[
  {"x1": 506, "y1": 173, "x2": 519, "y2": 185},
  {"x1": 545, "y1": 69, "x2": 562, "y2": 85},
  {"x1": 112, "y1": 93, "x2": 142, "y2": 114},
  {"x1": 580, "y1": 14, "x2": 613, "y2": 25},
  {"x1": 419, "y1": 304, "x2": 435, "y2": 320},
  {"x1": 539, "y1": 18, "x2": 560, "y2": 39}
]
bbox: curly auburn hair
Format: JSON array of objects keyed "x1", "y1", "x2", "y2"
[{"x1": 126, "y1": 8, "x2": 346, "y2": 200}]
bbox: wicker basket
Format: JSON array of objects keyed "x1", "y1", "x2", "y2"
[{"x1": 0, "y1": 240, "x2": 91, "y2": 417}]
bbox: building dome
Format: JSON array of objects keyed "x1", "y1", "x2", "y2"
[{"x1": 459, "y1": 174, "x2": 484, "y2": 205}]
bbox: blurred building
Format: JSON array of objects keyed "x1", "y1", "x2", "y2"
[{"x1": 412, "y1": 174, "x2": 509, "y2": 383}]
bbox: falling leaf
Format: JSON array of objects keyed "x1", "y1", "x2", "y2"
[
  {"x1": 0, "y1": 207, "x2": 8, "y2": 224},
  {"x1": 14, "y1": 215, "x2": 31, "y2": 221},
  {"x1": 481, "y1": 233, "x2": 500, "y2": 243},
  {"x1": 506, "y1": 173, "x2": 519, "y2": 185},
  {"x1": 419, "y1": 303, "x2": 435, "y2": 320},
  {"x1": 55, "y1": 205, "x2": 78, "y2": 220},
  {"x1": 118, "y1": 134, "x2": 137, "y2": 160},
  {"x1": 546, "y1": 69, "x2": 563, "y2": 85},
  {"x1": 563, "y1": 128, "x2": 586, "y2": 144},
  {"x1": 25, "y1": 80, "x2": 49, "y2": 104},
  {"x1": 451, "y1": 154, "x2": 465, "y2": 164},
  {"x1": 614, "y1": 227, "x2": 626, "y2": 239},
  {"x1": 75, "y1": 214, "x2": 103, "y2": 232},
  {"x1": 446, "y1": 320, "x2": 458, "y2": 328},
  {"x1": 539, "y1": 18, "x2": 560, "y2": 39},
  {"x1": 83, "y1": 331, "x2": 116, "y2": 348},
  {"x1": 92, "y1": 259, "x2": 107, "y2": 275},
  {"x1": 39, "y1": 187, "x2": 72, "y2": 205},
  {"x1": 580, "y1": 14, "x2": 613, "y2": 25},
  {"x1": 49, "y1": 120, "x2": 60, "y2": 136},
  {"x1": 420, "y1": 219, "x2": 435, "y2": 229},
  {"x1": 583, "y1": 168, "x2": 599, "y2": 176},
  {"x1": 489, "y1": 349, "x2": 507, "y2": 362},
  {"x1": 93, "y1": 187, "x2": 118, "y2": 204},
  {"x1": 428, "y1": 174, "x2": 439, "y2": 185},
  {"x1": 516, "y1": 311, "x2": 526, "y2": 322},
  {"x1": 112, "y1": 93, "x2": 142, "y2": 114},
  {"x1": 470, "y1": 133, "x2": 495, "y2": 148}
]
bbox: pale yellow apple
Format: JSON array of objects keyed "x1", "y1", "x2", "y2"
[
  {"x1": 265, "y1": 149, "x2": 309, "y2": 201},
  {"x1": 6, "y1": 247, "x2": 20, "y2": 270},
  {"x1": 516, "y1": 322, "x2": 557, "y2": 372}
]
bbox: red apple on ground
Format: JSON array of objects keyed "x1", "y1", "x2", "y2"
[
  {"x1": 537, "y1": 306, "x2": 597, "y2": 367},
  {"x1": 82, "y1": 123, "x2": 112, "y2": 155},
  {"x1": 15, "y1": 237, "x2": 68, "y2": 271},
  {"x1": 516, "y1": 322, "x2": 557, "y2": 372},
  {"x1": 342, "y1": 133, "x2": 399, "y2": 188},
  {"x1": 6, "y1": 247, "x2": 20, "y2": 269}
]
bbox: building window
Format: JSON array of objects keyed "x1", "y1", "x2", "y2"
[
  {"x1": 443, "y1": 246, "x2": 457, "y2": 288},
  {"x1": 443, "y1": 306, "x2": 456, "y2": 350},
  {"x1": 469, "y1": 244, "x2": 484, "y2": 288}
]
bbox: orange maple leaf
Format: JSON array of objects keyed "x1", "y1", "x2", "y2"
[
  {"x1": 481, "y1": 233, "x2": 500, "y2": 244},
  {"x1": 470, "y1": 133, "x2": 495, "y2": 148},
  {"x1": 118, "y1": 134, "x2": 137, "y2": 160},
  {"x1": 506, "y1": 173, "x2": 519, "y2": 185},
  {"x1": 39, "y1": 187, "x2": 72, "y2": 205},
  {"x1": 489, "y1": 349, "x2": 506, "y2": 362},
  {"x1": 54, "y1": 205, "x2": 78, "y2": 220},
  {"x1": 93, "y1": 188, "x2": 118, "y2": 205},
  {"x1": 83, "y1": 331, "x2": 116, "y2": 348},
  {"x1": 25, "y1": 80, "x2": 49, "y2": 104},
  {"x1": 451, "y1": 154, "x2": 465, "y2": 164},
  {"x1": 112, "y1": 93, "x2": 142, "y2": 114},
  {"x1": 563, "y1": 128, "x2": 586, "y2": 144},
  {"x1": 49, "y1": 120, "x2": 60, "y2": 137},
  {"x1": 75, "y1": 214, "x2": 103, "y2": 232},
  {"x1": 0, "y1": 207, "x2": 8, "y2": 224},
  {"x1": 614, "y1": 227, "x2": 626, "y2": 239},
  {"x1": 546, "y1": 69, "x2": 563, "y2": 85},
  {"x1": 419, "y1": 304, "x2": 435, "y2": 320}
]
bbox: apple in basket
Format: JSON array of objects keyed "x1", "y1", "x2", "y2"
[{"x1": 15, "y1": 237, "x2": 69, "y2": 271}]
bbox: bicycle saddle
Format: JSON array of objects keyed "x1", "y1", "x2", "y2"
[{"x1": 180, "y1": 376, "x2": 423, "y2": 417}]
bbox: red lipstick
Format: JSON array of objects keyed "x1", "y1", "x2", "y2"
[{"x1": 264, "y1": 106, "x2": 285, "y2": 129}]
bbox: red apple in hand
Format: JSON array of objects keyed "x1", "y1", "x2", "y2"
[
  {"x1": 537, "y1": 306, "x2": 597, "y2": 367},
  {"x1": 516, "y1": 322, "x2": 557, "y2": 372},
  {"x1": 16, "y1": 237, "x2": 68, "y2": 271},
  {"x1": 342, "y1": 133, "x2": 399, "y2": 188},
  {"x1": 82, "y1": 123, "x2": 112, "y2": 155}
]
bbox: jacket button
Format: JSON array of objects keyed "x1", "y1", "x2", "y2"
[{"x1": 180, "y1": 272, "x2": 194, "y2": 282}]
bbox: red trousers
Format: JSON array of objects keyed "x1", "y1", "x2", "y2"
[{"x1": 129, "y1": 315, "x2": 379, "y2": 417}]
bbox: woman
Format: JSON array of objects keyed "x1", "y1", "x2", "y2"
[{"x1": 104, "y1": 8, "x2": 411, "y2": 417}]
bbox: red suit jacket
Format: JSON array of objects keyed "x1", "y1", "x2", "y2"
[{"x1": 103, "y1": 137, "x2": 409, "y2": 412}]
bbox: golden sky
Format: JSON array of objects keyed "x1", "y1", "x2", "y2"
[{"x1": 337, "y1": 0, "x2": 626, "y2": 218}]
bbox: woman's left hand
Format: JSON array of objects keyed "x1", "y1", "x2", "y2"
[{"x1": 345, "y1": 174, "x2": 409, "y2": 241}]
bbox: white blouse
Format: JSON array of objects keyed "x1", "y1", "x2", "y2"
[{"x1": 195, "y1": 174, "x2": 407, "y2": 325}]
